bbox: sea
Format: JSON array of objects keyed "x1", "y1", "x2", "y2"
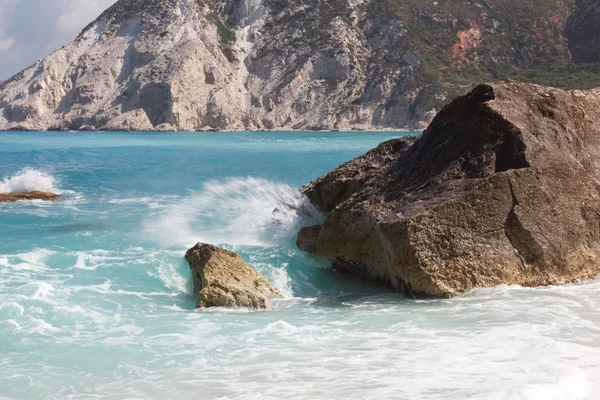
[{"x1": 0, "y1": 131, "x2": 599, "y2": 400}]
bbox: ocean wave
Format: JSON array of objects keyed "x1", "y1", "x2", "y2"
[
  {"x1": 155, "y1": 262, "x2": 190, "y2": 294},
  {"x1": 0, "y1": 167, "x2": 60, "y2": 193},
  {"x1": 146, "y1": 177, "x2": 322, "y2": 248}
]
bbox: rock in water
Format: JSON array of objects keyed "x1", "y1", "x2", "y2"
[
  {"x1": 297, "y1": 82, "x2": 600, "y2": 298},
  {"x1": 184, "y1": 243, "x2": 282, "y2": 309},
  {"x1": 0, "y1": 191, "x2": 60, "y2": 203}
]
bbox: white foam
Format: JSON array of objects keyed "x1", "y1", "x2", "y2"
[
  {"x1": 155, "y1": 263, "x2": 190, "y2": 294},
  {"x1": 0, "y1": 302, "x2": 25, "y2": 316},
  {"x1": 4, "y1": 319, "x2": 22, "y2": 330},
  {"x1": 0, "y1": 249, "x2": 56, "y2": 271},
  {"x1": 497, "y1": 372, "x2": 590, "y2": 399},
  {"x1": 268, "y1": 266, "x2": 293, "y2": 298},
  {"x1": 73, "y1": 253, "x2": 92, "y2": 270},
  {"x1": 146, "y1": 177, "x2": 322, "y2": 248},
  {"x1": 0, "y1": 167, "x2": 60, "y2": 193},
  {"x1": 30, "y1": 282, "x2": 55, "y2": 301},
  {"x1": 29, "y1": 317, "x2": 61, "y2": 335}
]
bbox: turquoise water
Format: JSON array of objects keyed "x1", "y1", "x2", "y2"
[{"x1": 1, "y1": 131, "x2": 599, "y2": 400}]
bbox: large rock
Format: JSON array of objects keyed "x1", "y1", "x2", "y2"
[
  {"x1": 0, "y1": 191, "x2": 60, "y2": 203},
  {"x1": 184, "y1": 243, "x2": 282, "y2": 309},
  {"x1": 297, "y1": 82, "x2": 600, "y2": 297}
]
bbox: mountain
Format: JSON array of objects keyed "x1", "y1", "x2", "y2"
[{"x1": 1, "y1": 0, "x2": 599, "y2": 131}]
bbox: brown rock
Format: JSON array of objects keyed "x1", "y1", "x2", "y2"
[
  {"x1": 184, "y1": 243, "x2": 283, "y2": 309},
  {"x1": 298, "y1": 82, "x2": 600, "y2": 297},
  {"x1": 0, "y1": 191, "x2": 60, "y2": 203},
  {"x1": 296, "y1": 225, "x2": 322, "y2": 254}
]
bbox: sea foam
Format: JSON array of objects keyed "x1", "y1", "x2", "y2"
[
  {"x1": 147, "y1": 177, "x2": 322, "y2": 248},
  {"x1": 0, "y1": 168, "x2": 60, "y2": 193}
]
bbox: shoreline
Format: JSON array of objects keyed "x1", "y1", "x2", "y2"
[{"x1": 0, "y1": 128, "x2": 422, "y2": 134}]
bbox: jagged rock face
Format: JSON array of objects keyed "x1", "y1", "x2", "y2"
[
  {"x1": 297, "y1": 82, "x2": 600, "y2": 297},
  {"x1": 1, "y1": 0, "x2": 599, "y2": 131},
  {"x1": 565, "y1": 0, "x2": 600, "y2": 63},
  {"x1": 185, "y1": 242, "x2": 282, "y2": 309}
]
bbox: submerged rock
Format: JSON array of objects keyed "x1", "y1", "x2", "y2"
[
  {"x1": 185, "y1": 243, "x2": 282, "y2": 309},
  {"x1": 0, "y1": 191, "x2": 60, "y2": 203},
  {"x1": 298, "y1": 82, "x2": 600, "y2": 297}
]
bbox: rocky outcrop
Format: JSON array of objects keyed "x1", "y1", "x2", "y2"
[
  {"x1": 1, "y1": 0, "x2": 599, "y2": 131},
  {"x1": 185, "y1": 242, "x2": 282, "y2": 309},
  {"x1": 297, "y1": 82, "x2": 600, "y2": 297},
  {"x1": 0, "y1": 191, "x2": 60, "y2": 202}
]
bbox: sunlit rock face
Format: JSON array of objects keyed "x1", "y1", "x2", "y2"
[
  {"x1": 185, "y1": 242, "x2": 283, "y2": 309},
  {"x1": 1, "y1": 0, "x2": 599, "y2": 132}
]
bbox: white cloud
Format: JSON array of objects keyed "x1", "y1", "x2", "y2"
[
  {"x1": 0, "y1": 37, "x2": 15, "y2": 52},
  {"x1": 57, "y1": 0, "x2": 115, "y2": 34}
]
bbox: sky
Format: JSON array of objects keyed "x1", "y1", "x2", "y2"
[{"x1": 0, "y1": 0, "x2": 118, "y2": 80}]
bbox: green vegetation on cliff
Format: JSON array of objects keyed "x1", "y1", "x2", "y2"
[{"x1": 352, "y1": 0, "x2": 600, "y2": 115}]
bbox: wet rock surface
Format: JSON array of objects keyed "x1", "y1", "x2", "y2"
[{"x1": 298, "y1": 82, "x2": 600, "y2": 297}]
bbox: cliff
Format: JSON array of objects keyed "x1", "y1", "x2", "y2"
[{"x1": 1, "y1": 0, "x2": 599, "y2": 131}]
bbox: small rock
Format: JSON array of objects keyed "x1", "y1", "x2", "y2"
[
  {"x1": 0, "y1": 191, "x2": 60, "y2": 203},
  {"x1": 184, "y1": 243, "x2": 283, "y2": 309}
]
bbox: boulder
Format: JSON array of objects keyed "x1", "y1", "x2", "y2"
[
  {"x1": 0, "y1": 191, "x2": 60, "y2": 203},
  {"x1": 297, "y1": 82, "x2": 600, "y2": 297},
  {"x1": 184, "y1": 243, "x2": 283, "y2": 309}
]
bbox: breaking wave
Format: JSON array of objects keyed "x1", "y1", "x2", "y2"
[
  {"x1": 0, "y1": 168, "x2": 60, "y2": 193},
  {"x1": 147, "y1": 177, "x2": 322, "y2": 248}
]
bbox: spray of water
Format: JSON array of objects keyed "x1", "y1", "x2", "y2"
[
  {"x1": 0, "y1": 168, "x2": 60, "y2": 193},
  {"x1": 147, "y1": 177, "x2": 322, "y2": 248}
]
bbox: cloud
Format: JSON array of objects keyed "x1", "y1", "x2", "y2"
[
  {"x1": 0, "y1": 0, "x2": 117, "y2": 79},
  {"x1": 0, "y1": 37, "x2": 15, "y2": 52},
  {"x1": 57, "y1": 0, "x2": 114, "y2": 33}
]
